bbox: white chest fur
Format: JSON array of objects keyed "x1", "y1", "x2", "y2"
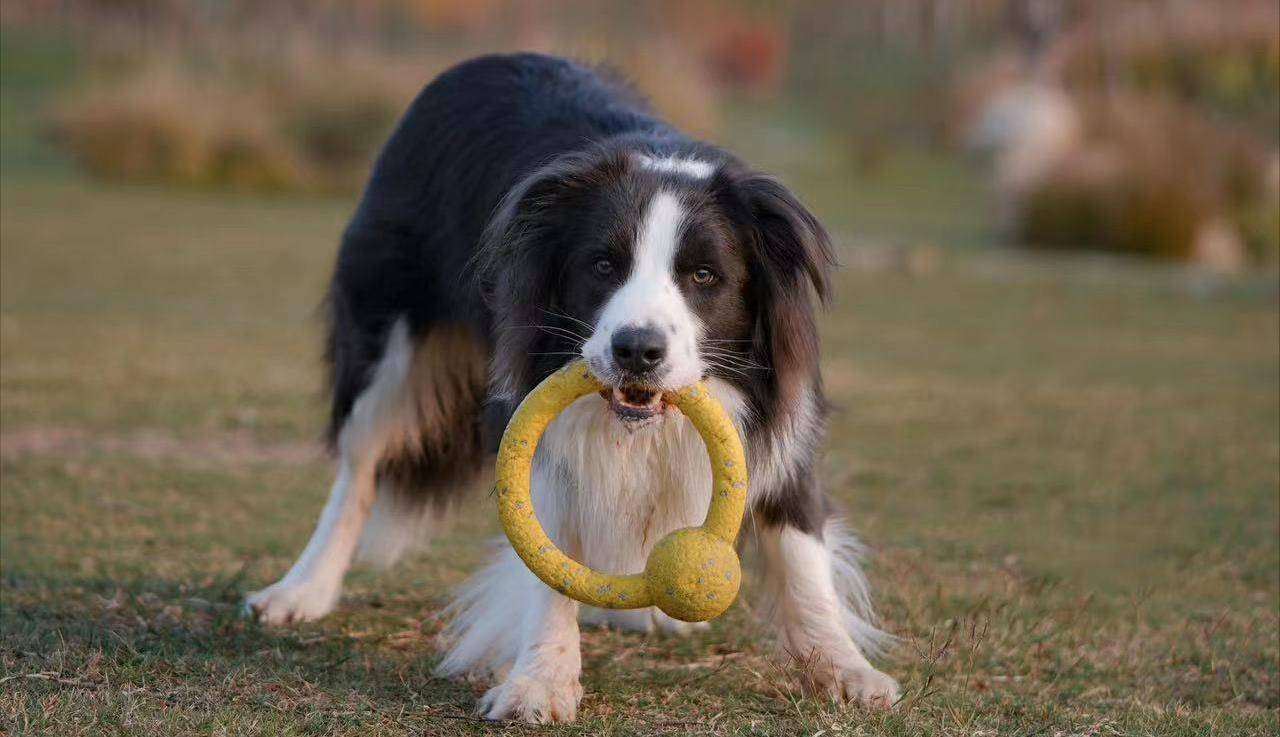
[{"x1": 533, "y1": 379, "x2": 747, "y2": 575}]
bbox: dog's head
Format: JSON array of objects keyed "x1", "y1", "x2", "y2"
[{"x1": 480, "y1": 146, "x2": 833, "y2": 427}]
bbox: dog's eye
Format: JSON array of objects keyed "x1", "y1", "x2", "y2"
[
  {"x1": 593, "y1": 258, "x2": 614, "y2": 278},
  {"x1": 691, "y1": 267, "x2": 717, "y2": 286}
]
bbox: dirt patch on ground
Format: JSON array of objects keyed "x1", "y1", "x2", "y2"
[{"x1": 0, "y1": 426, "x2": 323, "y2": 467}]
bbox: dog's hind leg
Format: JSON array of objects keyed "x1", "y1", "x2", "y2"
[
  {"x1": 354, "y1": 322, "x2": 492, "y2": 568},
  {"x1": 245, "y1": 457, "x2": 378, "y2": 625},
  {"x1": 247, "y1": 318, "x2": 488, "y2": 624}
]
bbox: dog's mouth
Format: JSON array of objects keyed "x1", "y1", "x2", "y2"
[{"x1": 601, "y1": 384, "x2": 666, "y2": 422}]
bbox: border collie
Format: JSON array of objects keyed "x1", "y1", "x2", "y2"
[{"x1": 245, "y1": 53, "x2": 897, "y2": 722}]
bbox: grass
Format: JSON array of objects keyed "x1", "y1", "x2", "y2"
[
  {"x1": 2, "y1": 175, "x2": 1276, "y2": 736},
  {"x1": 1, "y1": 29, "x2": 1278, "y2": 737}
]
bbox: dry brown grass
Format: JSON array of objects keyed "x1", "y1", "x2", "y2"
[{"x1": 49, "y1": 36, "x2": 436, "y2": 193}]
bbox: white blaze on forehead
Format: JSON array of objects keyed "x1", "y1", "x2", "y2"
[
  {"x1": 633, "y1": 190, "x2": 686, "y2": 277},
  {"x1": 582, "y1": 190, "x2": 704, "y2": 389},
  {"x1": 635, "y1": 153, "x2": 716, "y2": 179}
]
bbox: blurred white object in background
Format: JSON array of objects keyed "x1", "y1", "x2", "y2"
[
  {"x1": 965, "y1": 81, "x2": 1080, "y2": 233},
  {"x1": 1192, "y1": 219, "x2": 1248, "y2": 275}
]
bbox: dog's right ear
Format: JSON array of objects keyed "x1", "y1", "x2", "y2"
[{"x1": 478, "y1": 149, "x2": 624, "y2": 399}]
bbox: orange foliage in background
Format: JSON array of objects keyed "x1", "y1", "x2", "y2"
[
  {"x1": 4, "y1": 0, "x2": 1277, "y2": 265},
  {"x1": 18, "y1": 0, "x2": 802, "y2": 191}
]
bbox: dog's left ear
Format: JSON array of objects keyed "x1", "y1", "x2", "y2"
[
  {"x1": 477, "y1": 148, "x2": 626, "y2": 399},
  {"x1": 720, "y1": 170, "x2": 836, "y2": 408}
]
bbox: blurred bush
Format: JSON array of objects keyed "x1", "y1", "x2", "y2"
[
  {"x1": 6, "y1": 0, "x2": 1013, "y2": 201},
  {"x1": 1054, "y1": 1, "x2": 1279, "y2": 140},
  {"x1": 958, "y1": 0, "x2": 1280, "y2": 268},
  {"x1": 52, "y1": 68, "x2": 302, "y2": 190},
  {"x1": 5, "y1": 0, "x2": 1277, "y2": 268},
  {"x1": 22, "y1": 0, "x2": 764, "y2": 193},
  {"x1": 48, "y1": 30, "x2": 430, "y2": 193},
  {"x1": 1019, "y1": 94, "x2": 1277, "y2": 266}
]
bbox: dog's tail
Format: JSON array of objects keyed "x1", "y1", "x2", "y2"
[
  {"x1": 434, "y1": 544, "x2": 529, "y2": 678},
  {"x1": 823, "y1": 518, "x2": 894, "y2": 658}
]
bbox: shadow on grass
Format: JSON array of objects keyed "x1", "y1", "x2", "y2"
[{"x1": 0, "y1": 566, "x2": 483, "y2": 721}]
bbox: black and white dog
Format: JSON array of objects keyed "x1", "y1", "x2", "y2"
[{"x1": 246, "y1": 53, "x2": 897, "y2": 722}]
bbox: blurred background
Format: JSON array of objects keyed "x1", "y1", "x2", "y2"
[
  {"x1": 1, "y1": 2, "x2": 1277, "y2": 734},
  {"x1": 3, "y1": 0, "x2": 1277, "y2": 264}
]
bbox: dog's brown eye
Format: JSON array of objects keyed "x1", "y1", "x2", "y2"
[
  {"x1": 692, "y1": 267, "x2": 717, "y2": 286},
  {"x1": 593, "y1": 258, "x2": 614, "y2": 278}
]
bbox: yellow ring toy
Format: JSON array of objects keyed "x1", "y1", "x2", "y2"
[{"x1": 495, "y1": 360, "x2": 748, "y2": 622}]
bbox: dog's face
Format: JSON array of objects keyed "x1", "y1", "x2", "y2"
[
  {"x1": 569, "y1": 184, "x2": 752, "y2": 423},
  {"x1": 481, "y1": 148, "x2": 833, "y2": 427}
]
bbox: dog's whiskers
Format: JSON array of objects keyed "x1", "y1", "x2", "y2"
[
  {"x1": 538, "y1": 307, "x2": 596, "y2": 334},
  {"x1": 701, "y1": 349, "x2": 772, "y2": 372},
  {"x1": 701, "y1": 359, "x2": 753, "y2": 378},
  {"x1": 511, "y1": 323, "x2": 591, "y2": 346}
]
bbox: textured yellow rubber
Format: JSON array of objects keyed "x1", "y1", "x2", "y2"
[{"x1": 494, "y1": 360, "x2": 748, "y2": 622}]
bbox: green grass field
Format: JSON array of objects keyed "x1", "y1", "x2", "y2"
[{"x1": 2, "y1": 32, "x2": 1278, "y2": 737}]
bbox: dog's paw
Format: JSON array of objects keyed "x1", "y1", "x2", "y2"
[
  {"x1": 479, "y1": 672, "x2": 584, "y2": 723},
  {"x1": 244, "y1": 579, "x2": 338, "y2": 625},
  {"x1": 806, "y1": 664, "x2": 899, "y2": 709}
]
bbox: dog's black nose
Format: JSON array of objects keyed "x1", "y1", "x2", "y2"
[{"x1": 611, "y1": 326, "x2": 667, "y2": 374}]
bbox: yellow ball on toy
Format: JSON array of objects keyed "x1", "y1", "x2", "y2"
[{"x1": 644, "y1": 527, "x2": 741, "y2": 622}]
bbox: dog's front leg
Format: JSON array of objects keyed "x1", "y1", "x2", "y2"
[
  {"x1": 478, "y1": 573, "x2": 584, "y2": 723},
  {"x1": 244, "y1": 441, "x2": 378, "y2": 625},
  {"x1": 246, "y1": 322, "x2": 419, "y2": 625},
  {"x1": 759, "y1": 520, "x2": 899, "y2": 708},
  {"x1": 476, "y1": 449, "x2": 584, "y2": 724}
]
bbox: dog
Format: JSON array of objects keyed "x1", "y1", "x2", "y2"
[{"x1": 245, "y1": 52, "x2": 898, "y2": 723}]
